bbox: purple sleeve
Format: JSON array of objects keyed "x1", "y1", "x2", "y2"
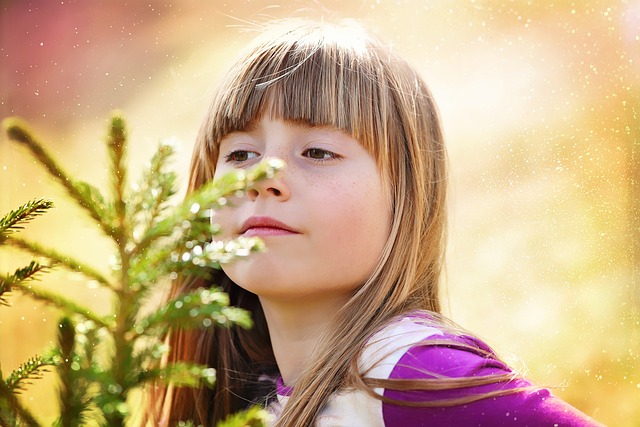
[{"x1": 381, "y1": 335, "x2": 604, "y2": 427}]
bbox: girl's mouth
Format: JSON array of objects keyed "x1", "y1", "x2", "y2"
[{"x1": 239, "y1": 215, "x2": 300, "y2": 237}]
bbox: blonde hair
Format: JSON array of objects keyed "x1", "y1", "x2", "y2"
[{"x1": 161, "y1": 19, "x2": 461, "y2": 426}]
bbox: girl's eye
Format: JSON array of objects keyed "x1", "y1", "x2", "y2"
[
  {"x1": 225, "y1": 150, "x2": 258, "y2": 164},
  {"x1": 302, "y1": 148, "x2": 339, "y2": 161}
]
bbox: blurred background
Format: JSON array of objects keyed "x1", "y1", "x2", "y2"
[{"x1": 1, "y1": 0, "x2": 638, "y2": 425}]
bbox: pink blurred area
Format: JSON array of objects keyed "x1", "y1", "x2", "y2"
[{"x1": 1, "y1": 0, "x2": 639, "y2": 425}]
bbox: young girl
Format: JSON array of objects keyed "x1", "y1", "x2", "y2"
[{"x1": 158, "y1": 19, "x2": 603, "y2": 426}]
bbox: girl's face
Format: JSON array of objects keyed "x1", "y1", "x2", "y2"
[{"x1": 213, "y1": 117, "x2": 391, "y2": 302}]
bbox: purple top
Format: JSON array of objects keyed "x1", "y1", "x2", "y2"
[{"x1": 272, "y1": 313, "x2": 603, "y2": 426}]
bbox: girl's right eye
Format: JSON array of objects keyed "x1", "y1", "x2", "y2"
[{"x1": 224, "y1": 150, "x2": 259, "y2": 164}]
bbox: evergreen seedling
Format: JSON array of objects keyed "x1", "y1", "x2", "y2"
[{"x1": 0, "y1": 114, "x2": 281, "y2": 426}]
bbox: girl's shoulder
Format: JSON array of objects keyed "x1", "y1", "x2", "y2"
[
  {"x1": 358, "y1": 310, "x2": 603, "y2": 427},
  {"x1": 360, "y1": 309, "x2": 502, "y2": 376},
  {"x1": 360, "y1": 309, "x2": 491, "y2": 378}
]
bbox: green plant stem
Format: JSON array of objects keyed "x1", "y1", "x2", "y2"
[
  {"x1": 57, "y1": 317, "x2": 77, "y2": 427},
  {"x1": 108, "y1": 114, "x2": 128, "y2": 246},
  {"x1": 105, "y1": 114, "x2": 131, "y2": 427},
  {"x1": 106, "y1": 262, "x2": 131, "y2": 427}
]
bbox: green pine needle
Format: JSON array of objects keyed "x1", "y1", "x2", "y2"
[
  {"x1": 0, "y1": 198, "x2": 53, "y2": 240},
  {"x1": 0, "y1": 261, "x2": 47, "y2": 306},
  {"x1": 10, "y1": 261, "x2": 45, "y2": 282},
  {"x1": 4, "y1": 350, "x2": 61, "y2": 393}
]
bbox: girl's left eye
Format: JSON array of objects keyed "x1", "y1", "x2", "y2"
[
  {"x1": 302, "y1": 148, "x2": 339, "y2": 161},
  {"x1": 224, "y1": 150, "x2": 259, "y2": 164}
]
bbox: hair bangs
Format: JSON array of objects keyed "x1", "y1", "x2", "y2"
[{"x1": 209, "y1": 25, "x2": 387, "y2": 161}]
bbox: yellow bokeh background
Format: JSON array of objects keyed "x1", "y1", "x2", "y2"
[{"x1": 1, "y1": 1, "x2": 638, "y2": 425}]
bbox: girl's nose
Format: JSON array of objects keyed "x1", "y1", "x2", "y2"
[{"x1": 246, "y1": 170, "x2": 290, "y2": 202}]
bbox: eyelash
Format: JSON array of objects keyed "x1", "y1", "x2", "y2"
[
  {"x1": 302, "y1": 148, "x2": 341, "y2": 162},
  {"x1": 223, "y1": 148, "x2": 341, "y2": 165},
  {"x1": 224, "y1": 150, "x2": 258, "y2": 165}
]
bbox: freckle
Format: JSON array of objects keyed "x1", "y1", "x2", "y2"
[{"x1": 305, "y1": 174, "x2": 328, "y2": 188}]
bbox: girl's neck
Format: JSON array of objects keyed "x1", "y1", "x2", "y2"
[{"x1": 259, "y1": 293, "x2": 349, "y2": 387}]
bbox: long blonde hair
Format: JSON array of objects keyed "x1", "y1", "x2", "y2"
[{"x1": 162, "y1": 19, "x2": 450, "y2": 426}]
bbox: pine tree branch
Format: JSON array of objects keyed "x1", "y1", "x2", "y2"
[
  {"x1": 4, "y1": 351, "x2": 60, "y2": 392},
  {"x1": 1, "y1": 350, "x2": 59, "y2": 427},
  {"x1": 0, "y1": 261, "x2": 47, "y2": 306},
  {"x1": 56, "y1": 317, "x2": 76, "y2": 423},
  {"x1": 126, "y1": 232, "x2": 264, "y2": 304},
  {"x1": 133, "y1": 287, "x2": 252, "y2": 340},
  {"x1": 128, "y1": 143, "x2": 177, "y2": 245},
  {"x1": 9, "y1": 261, "x2": 45, "y2": 283},
  {"x1": 108, "y1": 113, "x2": 128, "y2": 248},
  {"x1": 0, "y1": 380, "x2": 42, "y2": 427},
  {"x1": 10, "y1": 281, "x2": 112, "y2": 329},
  {"x1": 137, "y1": 362, "x2": 216, "y2": 389},
  {"x1": 108, "y1": 114, "x2": 127, "y2": 210},
  {"x1": 2, "y1": 117, "x2": 114, "y2": 236},
  {"x1": 4, "y1": 236, "x2": 112, "y2": 289},
  {"x1": 179, "y1": 236, "x2": 266, "y2": 268},
  {"x1": 131, "y1": 158, "x2": 284, "y2": 259},
  {"x1": 0, "y1": 198, "x2": 53, "y2": 240},
  {"x1": 56, "y1": 317, "x2": 93, "y2": 427}
]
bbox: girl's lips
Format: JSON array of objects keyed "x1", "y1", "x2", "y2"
[
  {"x1": 239, "y1": 215, "x2": 300, "y2": 237},
  {"x1": 242, "y1": 227, "x2": 298, "y2": 237}
]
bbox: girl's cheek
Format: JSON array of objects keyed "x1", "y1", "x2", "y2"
[{"x1": 211, "y1": 207, "x2": 236, "y2": 239}]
